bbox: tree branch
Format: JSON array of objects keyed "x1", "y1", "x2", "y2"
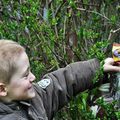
[
  {"x1": 77, "y1": 7, "x2": 110, "y2": 21},
  {"x1": 105, "y1": 28, "x2": 120, "y2": 54}
]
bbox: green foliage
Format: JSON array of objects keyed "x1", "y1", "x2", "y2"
[
  {"x1": 96, "y1": 97, "x2": 120, "y2": 120},
  {"x1": 88, "y1": 41, "x2": 107, "y2": 60},
  {"x1": 0, "y1": 0, "x2": 120, "y2": 119}
]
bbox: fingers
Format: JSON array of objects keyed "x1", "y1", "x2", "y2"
[
  {"x1": 104, "y1": 58, "x2": 114, "y2": 65},
  {"x1": 103, "y1": 58, "x2": 120, "y2": 72}
]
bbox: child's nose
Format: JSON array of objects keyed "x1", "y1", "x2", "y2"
[{"x1": 29, "y1": 72, "x2": 36, "y2": 82}]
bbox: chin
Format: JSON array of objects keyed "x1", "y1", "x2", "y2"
[
  {"x1": 28, "y1": 91, "x2": 36, "y2": 99},
  {"x1": 27, "y1": 86, "x2": 36, "y2": 98},
  {"x1": 23, "y1": 94, "x2": 36, "y2": 100},
  {"x1": 30, "y1": 92, "x2": 36, "y2": 98}
]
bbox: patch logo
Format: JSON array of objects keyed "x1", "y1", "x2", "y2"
[{"x1": 37, "y1": 79, "x2": 51, "y2": 89}]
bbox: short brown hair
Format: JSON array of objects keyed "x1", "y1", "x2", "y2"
[{"x1": 0, "y1": 39, "x2": 25, "y2": 84}]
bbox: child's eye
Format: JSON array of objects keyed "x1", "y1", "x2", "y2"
[{"x1": 24, "y1": 73, "x2": 29, "y2": 78}]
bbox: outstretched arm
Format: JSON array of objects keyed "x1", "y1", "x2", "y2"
[{"x1": 35, "y1": 58, "x2": 120, "y2": 119}]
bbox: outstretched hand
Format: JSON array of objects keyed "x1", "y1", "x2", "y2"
[{"x1": 103, "y1": 58, "x2": 120, "y2": 72}]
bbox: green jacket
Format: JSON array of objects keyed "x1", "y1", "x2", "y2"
[{"x1": 0, "y1": 59, "x2": 100, "y2": 120}]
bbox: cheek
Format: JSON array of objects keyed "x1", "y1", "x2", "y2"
[{"x1": 10, "y1": 80, "x2": 28, "y2": 92}]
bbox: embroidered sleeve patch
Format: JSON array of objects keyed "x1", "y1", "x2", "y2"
[{"x1": 37, "y1": 79, "x2": 51, "y2": 89}]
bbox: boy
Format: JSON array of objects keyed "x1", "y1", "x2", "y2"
[{"x1": 0, "y1": 39, "x2": 119, "y2": 120}]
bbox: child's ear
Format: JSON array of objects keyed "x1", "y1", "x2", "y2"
[{"x1": 0, "y1": 83, "x2": 7, "y2": 96}]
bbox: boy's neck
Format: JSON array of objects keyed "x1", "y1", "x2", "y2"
[{"x1": 0, "y1": 96, "x2": 13, "y2": 103}]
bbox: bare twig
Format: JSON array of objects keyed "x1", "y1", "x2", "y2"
[
  {"x1": 51, "y1": 3, "x2": 58, "y2": 38},
  {"x1": 105, "y1": 28, "x2": 120, "y2": 53},
  {"x1": 108, "y1": 28, "x2": 120, "y2": 42},
  {"x1": 76, "y1": 2, "x2": 99, "y2": 7},
  {"x1": 77, "y1": 7, "x2": 110, "y2": 21},
  {"x1": 63, "y1": 15, "x2": 67, "y2": 39},
  {"x1": 112, "y1": 27, "x2": 120, "y2": 34},
  {"x1": 55, "y1": 1, "x2": 66, "y2": 17},
  {"x1": 72, "y1": 11, "x2": 77, "y2": 31},
  {"x1": 48, "y1": 0, "x2": 54, "y2": 7}
]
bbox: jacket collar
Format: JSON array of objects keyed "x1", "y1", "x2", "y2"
[
  {"x1": 0, "y1": 100, "x2": 31, "y2": 114},
  {"x1": 0, "y1": 102, "x2": 13, "y2": 114}
]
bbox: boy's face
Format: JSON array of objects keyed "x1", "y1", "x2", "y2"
[{"x1": 6, "y1": 51, "x2": 36, "y2": 101}]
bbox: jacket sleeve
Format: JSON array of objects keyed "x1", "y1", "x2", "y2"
[{"x1": 35, "y1": 58, "x2": 100, "y2": 119}]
